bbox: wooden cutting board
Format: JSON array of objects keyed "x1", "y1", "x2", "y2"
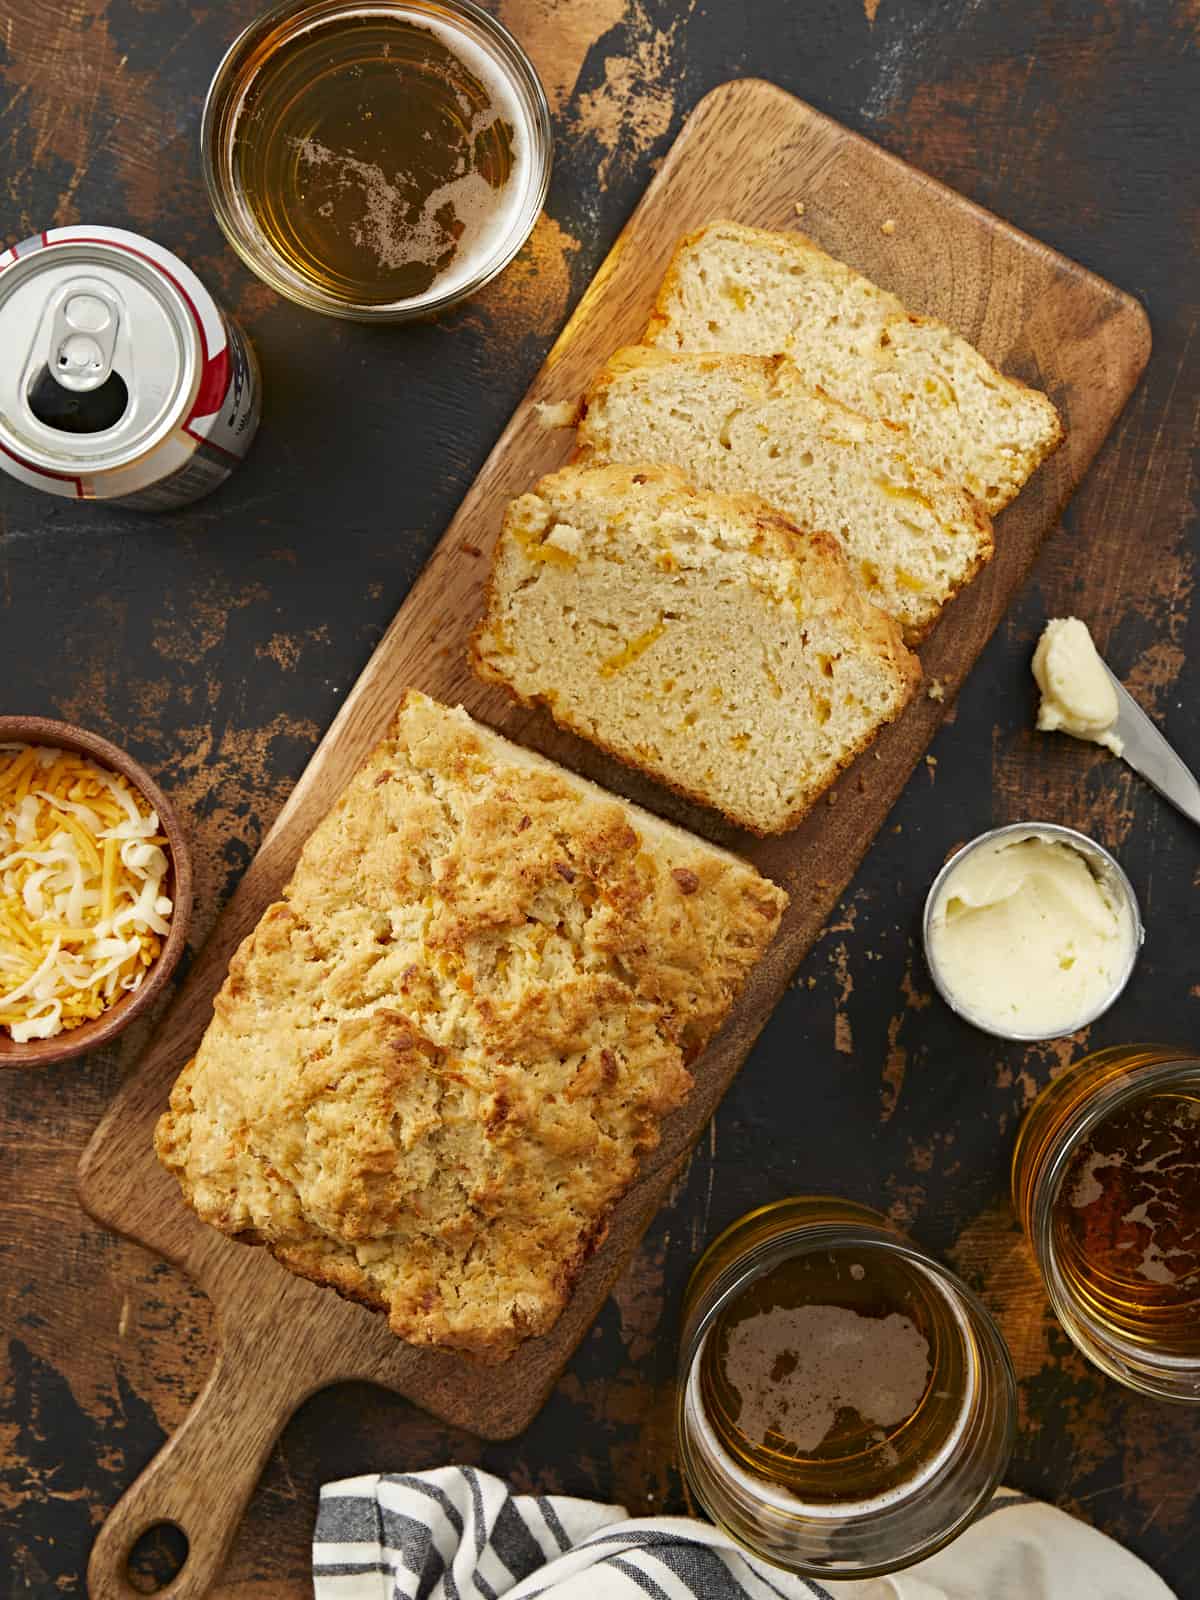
[{"x1": 78, "y1": 78, "x2": 1148, "y2": 1600}]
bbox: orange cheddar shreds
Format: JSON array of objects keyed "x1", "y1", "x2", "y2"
[{"x1": 0, "y1": 744, "x2": 173, "y2": 1042}]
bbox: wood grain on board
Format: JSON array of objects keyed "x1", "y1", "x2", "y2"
[{"x1": 76, "y1": 79, "x2": 1149, "y2": 1600}]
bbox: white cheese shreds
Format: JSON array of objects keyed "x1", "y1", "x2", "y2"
[{"x1": 0, "y1": 744, "x2": 174, "y2": 1043}]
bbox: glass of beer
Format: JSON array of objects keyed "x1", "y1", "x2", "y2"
[
  {"x1": 201, "y1": 0, "x2": 552, "y2": 320},
  {"x1": 677, "y1": 1198, "x2": 1016, "y2": 1578},
  {"x1": 1012, "y1": 1045, "x2": 1200, "y2": 1402}
]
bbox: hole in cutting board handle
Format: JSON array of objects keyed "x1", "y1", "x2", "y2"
[{"x1": 125, "y1": 1522, "x2": 190, "y2": 1594}]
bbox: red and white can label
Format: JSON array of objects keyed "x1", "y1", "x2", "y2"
[
  {"x1": 0, "y1": 225, "x2": 262, "y2": 509},
  {"x1": 118, "y1": 314, "x2": 263, "y2": 511}
]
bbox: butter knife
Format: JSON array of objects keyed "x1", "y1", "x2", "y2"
[{"x1": 1105, "y1": 664, "x2": 1200, "y2": 829}]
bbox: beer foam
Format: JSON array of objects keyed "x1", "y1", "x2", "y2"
[
  {"x1": 1067, "y1": 1095, "x2": 1200, "y2": 1292},
  {"x1": 721, "y1": 1302, "x2": 931, "y2": 1454},
  {"x1": 685, "y1": 1283, "x2": 977, "y2": 1520},
  {"x1": 270, "y1": 6, "x2": 535, "y2": 305},
  {"x1": 292, "y1": 138, "x2": 520, "y2": 288}
]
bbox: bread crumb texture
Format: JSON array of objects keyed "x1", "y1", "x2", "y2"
[
  {"x1": 533, "y1": 399, "x2": 579, "y2": 429},
  {"x1": 644, "y1": 220, "x2": 1063, "y2": 513},
  {"x1": 472, "y1": 463, "x2": 919, "y2": 834},
  {"x1": 155, "y1": 692, "x2": 786, "y2": 1360},
  {"x1": 577, "y1": 346, "x2": 994, "y2": 641}
]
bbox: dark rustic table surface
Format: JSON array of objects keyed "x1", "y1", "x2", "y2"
[{"x1": 2, "y1": 0, "x2": 1199, "y2": 1594}]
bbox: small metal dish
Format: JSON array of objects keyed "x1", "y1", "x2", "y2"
[
  {"x1": 922, "y1": 821, "x2": 1143, "y2": 1043},
  {"x1": 0, "y1": 717, "x2": 193, "y2": 1069}
]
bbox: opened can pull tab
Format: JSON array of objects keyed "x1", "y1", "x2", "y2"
[
  {"x1": 50, "y1": 281, "x2": 122, "y2": 392},
  {"x1": 0, "y1": 222, "x2": 260, "y2": 504}
]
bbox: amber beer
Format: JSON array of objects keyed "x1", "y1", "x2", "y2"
[
  {"x1": 202, "y1": 0, "x2": 551, "y2": 319},
  {"x1": 677, "y1": 1199, "x2": 1015, "y2": 1579},
  {"x1": 695, "y1": 1231, "x2": 971, "y2": 1507},
  {"x1": 1012, "y1": 1045, "x2": 1200, "y2": 1401}
]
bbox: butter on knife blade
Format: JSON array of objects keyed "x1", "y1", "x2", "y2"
[{"x1": 1032, "y1": 615, "x2": 1200, "y2": 831}]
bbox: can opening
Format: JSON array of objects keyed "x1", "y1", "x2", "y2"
[{"x1": 27, "y1": 365, "x2": 130, "y2": 435}]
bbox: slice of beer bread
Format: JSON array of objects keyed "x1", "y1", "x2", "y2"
[
  {"x1": 576, "y1": 347, "x2": 993, "y2": 641},
  {"x1": 643, "y1": 220, "x2": 1063, "y2": 513},
  {"x1": 471, "y1": 463, "x2": 920, "y2": 835}
]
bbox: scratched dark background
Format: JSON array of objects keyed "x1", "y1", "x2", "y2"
[{"x1": 2, "y1": 0, "x2": 1199, "y2": 1594}]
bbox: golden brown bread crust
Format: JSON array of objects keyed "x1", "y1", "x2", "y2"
[{"x1": 154, "y1": 692, "x2": 787, "y2": 1360}]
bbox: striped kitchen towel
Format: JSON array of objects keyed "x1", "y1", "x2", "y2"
[{"x1": 313, "y1": 1467, "x2": 1176, "y2": 1599}]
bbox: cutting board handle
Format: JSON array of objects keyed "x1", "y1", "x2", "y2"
[{"x1": 87, "y1": 1327, "x2": 317, "y2": 1599}]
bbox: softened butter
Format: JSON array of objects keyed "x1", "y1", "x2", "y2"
[
  {"x1": 1032, "y1": 618, "x2": 1123, "y2": 755},
  {"x1": 927, "y1": 831, "x2": 1136, "y2": 1038}
]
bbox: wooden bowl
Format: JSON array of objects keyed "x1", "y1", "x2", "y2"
[{"x1": 0, "y1": 717, "x2": 193, "y2": 1069}]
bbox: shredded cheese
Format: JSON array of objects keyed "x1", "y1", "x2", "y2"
[{"x1": 0, "y1": 744, "x2": 173, "y2": 1043}]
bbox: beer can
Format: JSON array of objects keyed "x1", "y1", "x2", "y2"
[{"x1": 0, "y1": 225, "x2": 261, "y2": 510}]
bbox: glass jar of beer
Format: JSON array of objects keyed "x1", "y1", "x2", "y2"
[
  {"x1": 676, "y1": 1197, "x2": 1016, "y2": 1578},
  {"x1": 1012, "y1": 1045, "x2": 1200, "y2": 1402}
]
